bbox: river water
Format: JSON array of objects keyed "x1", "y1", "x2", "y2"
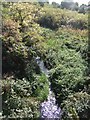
[{"x1": 36, "y1": 56, "x2": 62, "y2": 119}]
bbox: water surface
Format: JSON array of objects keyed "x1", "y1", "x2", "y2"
[{"x1": 36, "y1": 56, "x2": 62, "y2": 119}]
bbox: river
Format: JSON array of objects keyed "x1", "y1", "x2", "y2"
[{"x1": 36, "y1": 56, "x2": 62, "y2": 119}]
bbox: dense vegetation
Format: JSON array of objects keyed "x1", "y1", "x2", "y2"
[{"x1": 1, "y1": 2, "x2": 90, "y2": 119}]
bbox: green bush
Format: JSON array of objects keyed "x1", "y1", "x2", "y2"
[
  {"x1": 2, "y1": 37, "x2": 29, "y2": 78},
  {"x1": 49, "y1": 49, "x2": 86, "y2": 103},
  {"x1": 67, "y1": 18, "x2": 87, "y2": 29},
  {"x1": 43, "y1": 28, "x2": 88, "y2": 69},
  {"x1": 2, "y1": 75, "x2": 49, "y2": 118},
  {"x1": 38, "y1": 7, "x2": 88, "y2": 30},
  {"x1": 61, "y1": 92, "x2": 90, "y2": 120},
  {"x1": 32, "y1": 74, "x2": 49, "y2": 101},
  {"x1": 38, "y1": 13, "x2": 59, "y2": 30}
]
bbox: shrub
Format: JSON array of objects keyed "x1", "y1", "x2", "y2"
[
  {"x1": 32, "y1": 74, "x2": 49, "y2": 101},
  {"x1": 67, "y1": 18, "x2": 87, "y2": 29},
  {"x1": 2, "y1": 75, "x2": 49, "y2": 118},
  {"x1": 2, "y1": 36, "x2": 29, "y2": 78},
  {"x1": 38, "y1": 13, "x2": 59, "y2": 30},
  {"x1": 61, "y1": 92, "x2": 90, "y2": 120},
  {"x1": 49, "y1": 49, "x2": 86, "y2": 103},
  {"x1": 38, "y1": 7, "x2": 88, "y2": 30}
]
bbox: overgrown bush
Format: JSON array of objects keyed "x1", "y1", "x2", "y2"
[
  {"x1": 2, "y1": 74, "x2": 49, "y2": 118},
  {"x1": 38, "y1": 13, "x2": 59, "y2": 30},
  {"x1": 43, "y1": 28, "x2": 88, "y2": 69},
  {"x1": 2, "y1": 41, "x2": 29, "y2": 79},
  {"x1": 67, "y1": 18, "x2": 87, "y2": 29},
  {"x1": 49, "y1": 49, "x2": 86, "y2": 103},
  {"x1": 61, "y1": 92, "x2": 90, "y2": 120},
  {"x1": 38, "y1": 7, "x2": 88, "y2": 30}
]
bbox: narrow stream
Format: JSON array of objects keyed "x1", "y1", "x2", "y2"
[{"x1": 36, "y1": 56, "x2": 62, "y2": 119}]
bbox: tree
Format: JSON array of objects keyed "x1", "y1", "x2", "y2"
[
  {"x1": 52, "y1": 2, "x2": 60, "y2": 8},
  {"x1": 64, "y1": 0, "x2": 73, "y2": 2},
  {"x1": 61, "y1": 0, "x2": 75, "y2": 10},
  {"x1": 78, "y1": 4, "x2": 87, "y2": 14},
  {"x1": 71, "y1": 2, "x2": 79, "y2": 11}
]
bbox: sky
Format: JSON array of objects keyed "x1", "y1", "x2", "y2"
[{"x1": 49, "y1": 0, "x2": 89, "y2": 5}]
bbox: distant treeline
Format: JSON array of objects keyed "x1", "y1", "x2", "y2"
[{"x1": 38, "y1": 0, "x2": 90, "y2": 14}]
